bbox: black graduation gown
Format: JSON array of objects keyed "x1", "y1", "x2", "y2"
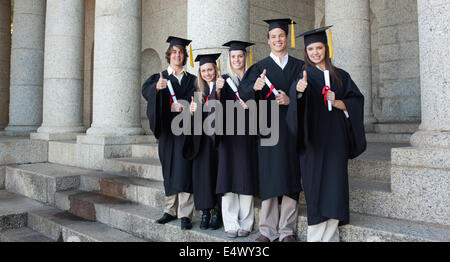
[
  {"x1": 239, "y1": 56, "x2": 304, "y2": 201},
  {"x1": 142, "y1": 70, "x2": 196, "y2": 196},
  {"x1": 183, "y1": 84, "x2": 218, "y2": 211},
  {"x1": 214, "y1": 74, "x2": 259, "y2": 196},
  {"x1": 287, "y1": 66, "x2": 367, "y2": 226}
]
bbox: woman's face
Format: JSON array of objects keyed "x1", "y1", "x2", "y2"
[
  {"x1": 230, "y1": 50, "x2": 246, "y2": 71},
  {"x1": 306, "y1": 42, "x2": 326, "y2": 65},
  {"x1": 200, "y1": 63, "x2": 216, "y2": 83}
]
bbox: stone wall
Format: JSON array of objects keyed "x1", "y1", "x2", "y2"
[
  {"x1": 0, "y1": 1, "x2": 11, "y2": 130},
  {"x1": 370, "y1": 0, "x2": 420, "y2": 123},
  {"x1": 83, "y1": 0, "x2": 95, "y2": 129}
]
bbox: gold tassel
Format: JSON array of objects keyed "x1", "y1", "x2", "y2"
[
  {"x1": 328, "y1": 29, "x2": 333, "y2": 59},
  {"x1": 189, "y1": 44, "x2": 194, "y2": 68},
  {"x1": 249, "y1": 48, "x2": 253, "y2": 67},
  {"x1": 291, "y1": 20, "x2": 295, "y2": 48},
  {"x1": 218, "y1": 58, "x2": 221, "y2": 73}
]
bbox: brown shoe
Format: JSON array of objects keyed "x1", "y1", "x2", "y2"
[
  {"x1": 255, "y1": 234, "x2": 271, "y2": 242},
  {"x1": 281, "y1": 235, "x2": 297, "y2": 242}
]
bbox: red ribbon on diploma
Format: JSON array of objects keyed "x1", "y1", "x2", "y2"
[
  {"x1": 206, "y1": 94, "x2": 210, "y2": 106},
  {"x1": 265, "y1": 84, "x2": 276, "y2": 100},
  {"x1": 322, "y1": 86, "x2": 330, "y2": 107},
  {"x1": 234, "y1": 91, "x2": 239, "y2": 101},
  {"x1": 170, "y1": 94, "x2": 176, "y2": 108}
]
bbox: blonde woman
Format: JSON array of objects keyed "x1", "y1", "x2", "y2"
[
  {"x1": 184, "y1": 53, "x2": 222, "y2": 230},
  {"x1": 214, "y1": 41, "x2": 258, "y2": 238}
]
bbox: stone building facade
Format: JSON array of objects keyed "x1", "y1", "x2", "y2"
[{"x1": 0, "y1": 0, "x2": 449, "y2": 241}]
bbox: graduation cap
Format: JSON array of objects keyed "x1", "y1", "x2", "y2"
[
  {"x1": 223, "y1": 40, "x2": 254, "y2": 52},
  {"x1": 166, "y1": 36, "x2": 192, "y2": 47},
  {"x1": 263, "y1": 18, "x2": 297, "y2": 48},
  {"x1": 166, "y1": 36, "x2": 195, "y2": 68},
  {"x1": 195, "y1": 53, "x2": 221, "y2": 66},
  {"x1": 297, "y1": 25, "x2": 334, "y2": 58}
]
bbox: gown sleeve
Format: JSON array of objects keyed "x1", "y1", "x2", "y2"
[
  {"x1": 142, "y1": 73, "x2": 162, "y2": 139},
  {"x1": 340, "y1": 71, "x2": 367, "y2": 159}
]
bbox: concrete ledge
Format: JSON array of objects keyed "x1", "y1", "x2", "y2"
[
  {"x1": 392, "y1": 146, "x2": 450, "y2": 169},
  {"x1": 0, "y1": 138, "x2": 48, "y2": 165},
  {"x1": 373, "y1": 123, "x2": 419, "y2": 134},
  {"x1": 31, "y1": 132, "x2": 84, "y2": 141},
  {"x1": 103, "y1": 158, "x2": 163, "y2": 181},
  {"x1": 366, "y1": 133, "x2": 411, "y2": 144},
  {"x1": 131, "y1": 143, "x2": 159, "y2": 159},
  {"x1": 77, "y1": 135, "x2": 156, "y2": 145},
  {"x1": 0, "y1": 227, "x2": 54, "y2": 242}
]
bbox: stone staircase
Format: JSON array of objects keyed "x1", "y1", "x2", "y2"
[{"x1": 1, "y1": 136, "x2": 450, "y2": 242}]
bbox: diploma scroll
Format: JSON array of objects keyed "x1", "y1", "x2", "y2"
[
  {"x1": 225, "y1": 78, "x2": 242, "y2": 101},
  {"x1": 324, "y1": 70, "x2": 332, "y2": 112},
  {"x1": 260, "y1": 74, "x2": 280, "y2": 97},
  {"x1": 167, "y1": 80, "x2": 178, "y2": 104}
]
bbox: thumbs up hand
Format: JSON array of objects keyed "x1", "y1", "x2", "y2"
[
  {"x1": 296, "y1": 70, "x2": 308, "y2": 93},
  {"x1": 216, "y1": 74, "x2": 225, "y2": 92},
  {"x1": 190, "y1": 96, "x2": 197, "y2": 116},
  {"x1": 156, "y1": 72, "x2": 168, "y2": 91},
  {"x1": 254, "y1": 69, "x2": 267, "y2": 91}
]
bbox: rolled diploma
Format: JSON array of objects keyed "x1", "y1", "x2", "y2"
[
  {"x1": 167, "y1": 80, "x2": 178, "y2": 104},
  {"x1": 225, "y1": 78, "x2": 242, "y2": 101},
  {"x1": 324, "y1": 70, "x2": 332, "y2": 112},
  {"x1": 260, "y1": 74, "x2": 280, "y2": 96},
  {"x1": 209, "y1": 82, "x2": 215, "y2": 94}
]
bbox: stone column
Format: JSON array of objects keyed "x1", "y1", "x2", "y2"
[
  {"x1": 34, "y1": 0, "x2": 86, "y2": 139},
  {"x1": 187, "y1": 0, "x2": 249, "y2": 74},
  {"x1": 389, "y1": 0, "x2": 450, "y2": 226},
  {"x1": 410, "y1": 0, "x2": 450, "y2": 148},
  {"x1": 5, "y1": 0, "x2": 45, "y2": 135},
  {"x1": 325, "y1": 0, "x2": 375, "y2": 131},
  {"x1": 0, "y1": 0, "x2": 11, "y2": 130},
  {"x1": 86, "y1": 0, "x2": 144, "y2": 136}
]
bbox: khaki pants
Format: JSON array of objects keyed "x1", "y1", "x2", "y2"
[
  {"x1": 164, "y1": 192, "x2": 194, "y2": 219},
  {"x1": 221, "y1": 193, "x2": 254, "y2": 232},
  {"x1": 259, "y1": 196, "x2": 299, "y2": 241},
  {"x1": 307, "y1": 219, "x2": 340, "y2": 242}
]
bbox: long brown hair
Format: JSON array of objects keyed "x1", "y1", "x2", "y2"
[{"x1": 303, "y1": 43, "x2": 342, "y2": 88}]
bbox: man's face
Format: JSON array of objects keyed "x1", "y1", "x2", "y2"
[
  {"x1": 170, "y1": 46, "x2": 185, "y2": 67},
  {"x1": 267, "y1": 28, "x2": 288, "y2": 53}
]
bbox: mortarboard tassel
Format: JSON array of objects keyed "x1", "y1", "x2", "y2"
[
  {"x1": 189, "y1": 44, "x2": 194, "y2": 68},
  {"x1": 328, "y1": 29, "x2": 333, "y2": 59},
  {"x1": 249, "y1": 48, "x2": 253, "y2": 67},
  {"x1": 218, "y1": 58, "x2": 221, "y2": 73},
  {"x1": 291, "y1": 19, "x2": 296, "y2": 49}
]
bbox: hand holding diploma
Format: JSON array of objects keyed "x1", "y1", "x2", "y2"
[
  {"x1": 226, "y1": 77, "x2": 249, "y2": 109},
  {"x1": 260, "y1": 72, "x2": 280, "y2": 97}
]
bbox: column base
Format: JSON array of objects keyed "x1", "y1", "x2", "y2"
[
  {"x1": 86, "y1": 126, "x2": 144, "y2": 136},
  {"x1": 410, "y1": 130, "x2": 450, "y2": 148},
  {"x1": 31, "y1": 132, "x2": 85, "y2": 141},
  {"x1": 4, "y1": 125, "x2": 40, "y2": 136}
]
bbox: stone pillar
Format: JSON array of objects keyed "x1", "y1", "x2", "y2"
[
  {"x1": 86, "y1": 0, "x2": 144, "y2": 136},
  {"x1": 187, "y1": 0, "x2": 249, "y2": 74},
  {"x1": 325, "y1": 0, "x2": 375, "y2": 131},
  {"x1": 0, "y1": 0, "x2": 11, "y2": 130},
  {"x1": 389, "y1": 0, "x2": 450, "y2": 226},
  {"x1": 34, "y1": 0, "x2": 86, "y2": 140},
  {"x1": 5, "y1": 0, "x2": 45, "y2": 135},
  {"x1": 410, "y1": 0, "x2": 450, "y2": 148}
]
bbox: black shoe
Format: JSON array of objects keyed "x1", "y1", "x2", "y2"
[
  {"x1": 181, "y1": 217, "x2": 192, "y2": 230},
  {"x1": 200, "y1": 210, "x2": 211, "y2": 230},
  {"x1": 156, "y1": 213, "x2": 177, "y2": 224},
  {"x1": 209, "y1": 208, "x2": 222, "y2": 230}
]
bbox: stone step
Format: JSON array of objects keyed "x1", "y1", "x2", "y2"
[
  {"x1": 55, "y1": 190, "x2": 258, "y2": 242},
  {"x1": 0, "y1": 227, "x2": 54, "y2": 242},
  {"x1": 55, "y1": 190, "x2": 450, "y2": 242},
  {"x1": 103, "y1": 157, "x2": 163, "y2": 181},
  {"x1": 4, "y1": 163, "x2": 103, "y2": 205},
  {"x1": 27, "y1": 207, "x2": 148, "y2": 242},
  {"x1": 48, "y1": 140, "x2": 77, "y2": 167},
  {"x1": 0, "y1": 137, "x2": 48, "y2": 165},
  {"x1": 366, "y1": 133, "x2": 411, "y2": 144},
  {"x1": 0, "y1": 190, "x2": 45, "y2": 231},
  {"x1": 131, "y1": 143, "x2": 158, "y2": 159}
]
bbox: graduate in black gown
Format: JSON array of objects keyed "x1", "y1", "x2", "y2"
[
  {"x1": 287, "y1": 26, "x2": 367, "y2": 242},
  {"x1": 239, "y1": 19, "x2": 304, "y2": 242},
  {"x1": 142, "y1": 36, "x2": 197, "y2": 230},
  {"x1": 184, "y1": 53, "x2": 222, "y2": 230},
  {"x1": 214, "y1": 41, "x2": 259, "y2": 238}
]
